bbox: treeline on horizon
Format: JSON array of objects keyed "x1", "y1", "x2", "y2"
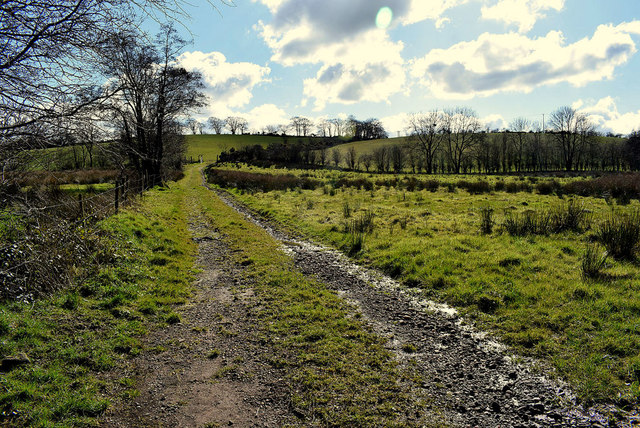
[{"x1": 216, "y1": 106, "x2": 640, "y2": 174}]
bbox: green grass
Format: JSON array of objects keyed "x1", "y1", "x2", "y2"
[
  {"x1": 185, "y1": 134, "x2": 279, "y2": 163},
  {"x1": 1, "y1": 165, "x2": 437, "y2": 426},
  {"x1": 212, "y1": 165, "x2": 640, "y2": 404},
  {"x1": 0, "y1": 177, "x2": 196, "y2": 427},
  {"x1": 189, "y1": 166, "x2": 435, "y2": 426}
]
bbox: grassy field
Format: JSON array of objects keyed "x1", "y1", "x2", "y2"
[
  {"x1": 184, "y1": 134, "x2": 280, "y2": 163},
  {"x1": 208, "y1": 165, "x2": 640, "y2": 404},
  {"x1": 0, "y1": 165, "x2": 436, "y2": 426}
]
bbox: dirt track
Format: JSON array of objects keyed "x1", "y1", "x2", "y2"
[
  {"x1": 102, "y1": 177, "x2": 638, "y2": 427},
  {"x1": 212, "y1": 186, "x2": 636, "y2": 428}
]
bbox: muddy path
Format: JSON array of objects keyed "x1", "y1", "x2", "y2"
[
  {"x1": 209, "y1": 184, "x2": 636, "y2": 428},
  {"x1": 101, "y1": 212, "x2": 296, "y2": 427}
]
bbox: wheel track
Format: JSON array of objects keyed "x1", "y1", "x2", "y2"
[{"x1": 206, "y1": 180, "x2": 636, "y2": 428}]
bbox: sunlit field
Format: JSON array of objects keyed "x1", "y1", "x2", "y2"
[{"x1": 207, "y1": 164, "x2": 640, "y2": 403}]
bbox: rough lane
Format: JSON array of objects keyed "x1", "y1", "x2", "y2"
[
  {"x1": 211, "y1": 185, "x2": 632, "y2": 428},
  {"x1": 101, "y1": 212, "x2": 295, "y2": 427}
]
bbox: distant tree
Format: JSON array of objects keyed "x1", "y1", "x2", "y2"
[
  {"x1": 226, "y1": 116, "x2": 247, "y2": 135},
  {"x1": 207, "y1": 116, "x2": 225, "y2": 134},
  {"x1": 626, "y1": 130, "x2": 640, "y2": 170},
  {"x1": 290, "y1": 116, "x2": 313, "y2": 136},
  {"x1": 508, "y1": 117, "x2": 530, "y2": 172},
  {"x1": 359, "y1": 153, "x2": 372, "y2": 172},
  {"x1": 390, "y1": 145, "x2": 405, "y2": 173},
  {"x1": 330, "y1": 118, "x2": 345, "y2": 137},
  {"x1": 186, "y1": 118, "x2": 203, "y2": 135},
  {"x1": 317, "y1": 146, "x2": 327, "y2": 166},
  {"x1": 264, "y1": 124, "x2": 279, "y2": 135},
  {"x1": 331, "y1": 148, "x2": 342, "y2": 167},
  {"x1": 549, "y1": 106, "x2": 593, "y2": 171},
  {"x1": 317, "y1": 119, "x2": 332, "y2": 137},
  {"x1": 372, "y1": 146, "x2": 389, "y2": 172},
  {"x1": 346, "y1": 146, "x2": 357, "y2": 170},
  {"x1": 442, "y1": 107, "x2": 483, "y2": 174},
  {"x1": 407, "y1": 111, "x2": 442, "y2": 174}
]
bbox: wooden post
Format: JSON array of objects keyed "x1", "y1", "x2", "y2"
[
  {"x1": 78, "y1": 194, "x2": 84, "y2": 220},
  {"x1": 115, "y1": 178, "x2": 119, "y2": 214}
]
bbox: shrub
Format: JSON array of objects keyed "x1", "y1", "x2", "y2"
[
  {"x1": 456, "y1": 180, "x2": 492, "y2": 194},
  {"x1": 502, "y1": 210, "x2": 552, "y2": 236},
  {"x1": 550, "y1": 199, "x2": 590, "y2": 233},
  {"x1": 536, "y1": 180, "x2": 561, "y2": 195},
  {"x1": 581, "y1": 244, "x2": 608, "y2": 279},
  {"x1": 422, "y1": 180, "x2": 439, "y2": 192},
  {"x1": 596, "y1": 211, "x2": 640, "y2": 260},
  {"x1": 479, "y1": 207, "x2": 494, "y2": 234}
]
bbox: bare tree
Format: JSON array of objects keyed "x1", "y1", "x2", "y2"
[
  {"x1": 330, "y1": 118, "x2": 345, "y2": 137},
  {"x1": 372, "y1": 146, "x2": 389, "y2": 172},
  {"x1": 226, "y1": 116, "x2": 247, "y2": 135},
  {"x1": 0, "y1": 0, "x2": 223, "y2": 140},
  {"x1": 331, "y1": 148, "x2": 342, "y2": 168},
  {"x1": 346, "y1": 146, "x2": 357, "y2": 170},
  {"x1": 508, "y1": 117, "x2": 530, "y2": 172},
  {"x1": 549, "y1": 106, "x2": 593, "y2": 171},
  {"x1": 390, "y1": 145, "x2": 405, "y2": 173},
  {"x1": 317, "y1": 146, "x2": 327, "y2": 166},
  {"x1": 407, "y1": 111, "x2": 442, "y2": 174},
  {"x1": 359, "y1": 153, "x2": 372, "y2": 172},
  {"x1": 185, "y1": 118, "x2": 203, "y2": 135},
  {"x1": 207, "y1": 116, "x2": 225, "y2": 134},
  {"x1": 442, "y1": 107, "x2": 483, "y2": 174},
  {"x1": 104, "y1": 25, "x2": 205, "y2": 185},
  {"x1": 317, "y1": 119, "x2": 332, "y2": 137}
]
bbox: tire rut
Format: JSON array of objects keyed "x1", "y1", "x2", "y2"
[{"x1": 208, "y1": 184, "x2": 637, "y2": 428}]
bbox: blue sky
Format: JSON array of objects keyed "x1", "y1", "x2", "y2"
[{"x1": 167, "y1": 0, "x2": 640, "y2": 135}]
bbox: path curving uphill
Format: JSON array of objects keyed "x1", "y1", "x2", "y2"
[{"x1": 208, "y1": 182, "x2": 635, "y2": 428}]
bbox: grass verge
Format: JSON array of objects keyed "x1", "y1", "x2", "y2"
[{"x1": 0, "y1": 179, "x2": 196, "y2": 427}]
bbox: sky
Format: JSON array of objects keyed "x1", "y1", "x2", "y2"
[{"x1": 164, "y1": 0, "x2": 640, "y2": 136}]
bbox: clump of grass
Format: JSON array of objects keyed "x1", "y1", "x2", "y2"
[
  {"x1": 342, "y1": 201, "x2": 351, "y2": 218},
  {"x1": 581, "y1": 244, "x2": 608, "y2": 279},
  {"x1": 479, "y1": 206, "x2": 494, "y2": 234},
  {"x1": 596, "y1": 210, "x2": 640, "y2": 260},
  {"x1": 502, "y1": 200, "x2": 589, "y2": 236}
]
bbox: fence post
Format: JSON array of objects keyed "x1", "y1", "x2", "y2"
[{"x1": 115, "y1": 178, "x2": 120, "y2": 214}]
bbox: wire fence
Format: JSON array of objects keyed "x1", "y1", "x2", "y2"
[{"x1": 0, "y1": 171, "x2": 165, "y2": 301}]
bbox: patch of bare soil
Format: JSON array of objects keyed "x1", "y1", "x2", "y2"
[
  {"x1": 100, "y1": 215, "x2": 295, "y2": 428},
  {"x1": 212, "y1": 187, "x2": 639, "y2": 428}
]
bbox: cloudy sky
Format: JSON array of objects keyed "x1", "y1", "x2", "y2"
[{"x1": 170, "y1": 0, "x2": 640, "y2": 136}]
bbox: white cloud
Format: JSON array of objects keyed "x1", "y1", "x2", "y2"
[
  {"x1": 574, "y1": 96, "x2": 640, "y2": 136},
  {"x1": 410, "y1": 21, "x2": 640, "y2": 99},
  {"x1": 245, "y1": 104, "x2": 290, "y2": 131},
  {"x1": 254, "y1": 0, "x2": 471, "y2": 109},
  {"x1": 178, "y1": 51, "x2": 271, "y2": 109},
  {"x1": 481, "y1": 113, "x2": 508, "y2": 130},
  {"x1": 481, "y1": 0, "x2": 564, "y2": 33},
  {"x1": 380, "y1": 112, "x2": 411, "y2": 136},
  {"x1": 403, "y1": 0, "x2": 470, "y2": 27}
]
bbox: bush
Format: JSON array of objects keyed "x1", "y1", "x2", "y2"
[
  {"x1": 596, "y1": 211, "x2": 640, "y2": 260},
  {"x1": 581, "y1": 244, "x2": 608, "y2": 279},
  {"x1": 550, "y1": 199, "x2": 590, "y2": 233},
  {"x1": 479, "y1": 207, "x2": 494, "y2": 234},
  {"x1": 422, "y1": 180, "x2": 439, "y2": 192},
  {"x1": 456, "y1": 180, "x2": 492, "y2": 194},
  {"x1": 535, "y1": 180, "x2": 561, "y2": 195}
]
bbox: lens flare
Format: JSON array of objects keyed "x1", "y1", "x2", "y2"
[{"x1": 375, "y1": 7, "x2": 393, "y2": 29}]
